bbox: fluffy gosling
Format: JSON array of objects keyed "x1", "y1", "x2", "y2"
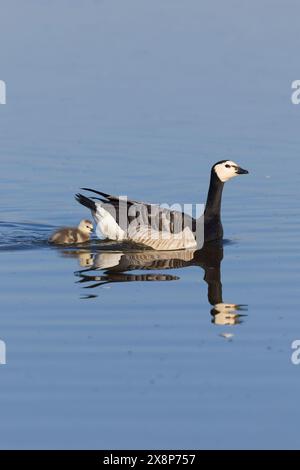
[{"x1": 49, "y1": 219, "x2": 93, "y2": 245}]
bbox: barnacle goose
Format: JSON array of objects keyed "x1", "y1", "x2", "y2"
[{"x1": 75, "y1": 160, "x2": 248, "y2": 250}]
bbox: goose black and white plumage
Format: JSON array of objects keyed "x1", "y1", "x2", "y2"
[{"x1": 75, "y1": 160, "x2": 248, "y2": 250}]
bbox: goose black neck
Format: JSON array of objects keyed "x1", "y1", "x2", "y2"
[{"x1": 204, "y1": 169, "x2": 224, "y2": 219}]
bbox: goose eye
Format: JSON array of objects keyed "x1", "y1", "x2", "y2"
[{"x1": 225, "y1": 164, "x2": 231, "y2": 168}]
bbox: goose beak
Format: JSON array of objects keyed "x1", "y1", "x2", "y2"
[{"x1": 236, "y1": 166, "x2": 249, "y2": 175}]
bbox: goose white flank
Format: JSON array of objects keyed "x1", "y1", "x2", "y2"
[
  {"x1": 49, "y1": 219, "x2": 93, "y2": 245},
  {"x1": 76, "y1": 160, "x2": 248, "y2": 250}
]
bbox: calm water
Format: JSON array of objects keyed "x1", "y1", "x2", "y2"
[{"x1": 0, "y1": 0, "x2": 300, "y2": 449}]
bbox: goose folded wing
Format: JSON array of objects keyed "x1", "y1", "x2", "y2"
[{"x1": 81, "y1": 188, "x2": 196, "y2": 235}]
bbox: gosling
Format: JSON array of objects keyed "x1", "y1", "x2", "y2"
[{"x1": 49, "y1": 219, "x2": 93, "y2": 245}]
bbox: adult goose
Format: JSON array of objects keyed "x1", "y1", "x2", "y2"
[{"x1": 75, "y1": 160, "x2": 248, "y2": 250}]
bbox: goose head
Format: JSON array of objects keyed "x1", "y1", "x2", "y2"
[
  {"x1": 78, "y1": 219, "x2": 94, "y2": 234},
  {"x1": 213, "y1": 160, "x2": 249, "y2": 183}
]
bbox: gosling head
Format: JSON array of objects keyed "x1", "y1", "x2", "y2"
[
  {"x1": 213, "y1": 160, "x2": 249, "y2": 183},
  {"x1": 78, "y1": 219, "x2": 94, "y2": 235}
]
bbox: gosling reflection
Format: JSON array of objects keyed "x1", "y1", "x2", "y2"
[{"x1": 62, "y1": 240, "x2": 247, "y2": 324}]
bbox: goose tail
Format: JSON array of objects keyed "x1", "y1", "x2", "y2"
[{"x1": 75, "y1": 193, "x2": 97, "y2": 212}]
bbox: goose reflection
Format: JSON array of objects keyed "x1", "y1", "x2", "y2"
[{"x1": 62, "y1": 241, "x2": 247, "y2": 325}]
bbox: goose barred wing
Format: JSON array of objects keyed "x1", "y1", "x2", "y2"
[{"x1": 81, "y1": 188, "x2": 196, "y2": 235}]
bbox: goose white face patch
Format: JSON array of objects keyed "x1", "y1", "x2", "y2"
[{"x1": 214, "y1": 160, "x2": 239, "y2": 182}]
